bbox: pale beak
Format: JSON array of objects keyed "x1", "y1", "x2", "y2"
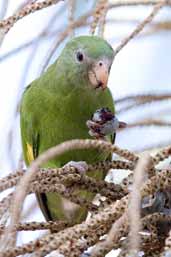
[{"x1": 88, "y1": 61, "x2": 109, "y2": 90}]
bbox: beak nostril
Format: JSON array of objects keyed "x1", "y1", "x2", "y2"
[{"x1": 98, "y1": 81, "x2": 103, "y2": 87}]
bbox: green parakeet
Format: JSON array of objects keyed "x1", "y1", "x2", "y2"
[{"x1": 20, "y1": 35, "x2": 115, "y2": 225}]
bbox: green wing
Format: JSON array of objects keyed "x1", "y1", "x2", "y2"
[{"x1": 20, "y1": 85, "x2": 54, "y2": 221}]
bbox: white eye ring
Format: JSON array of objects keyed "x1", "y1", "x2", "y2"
[
  {"x1": 76, "y1": 51, "x2": 84, "y2": 62},
  {"x1": 98, "y1": 61, "x2": 103, "y2": 67}
]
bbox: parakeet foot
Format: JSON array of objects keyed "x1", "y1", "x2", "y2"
[
  {"x1": 64, "y1": 161, "x2": 88, "y2": 175},
  {"x1": 80, "y1": 252, "x2": 91, "y2": 257},
  {"x1": 86, "y1": 107, "x2": 127, "y2": 139},
  {"x1": 86, "y1": 120, "x2": 104, "y2": 138}
]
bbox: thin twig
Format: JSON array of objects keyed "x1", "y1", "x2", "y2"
[
  {"x1": 114, "y1": 1, "x2": 165, "y2": 56},
  {"x1": 68, "y1": 0, "x2": 75, "y2": 37},
  {"x1": 126, "y1": 120, "x2": 171, "y2": 128},
  {"x1": 39, "y1": 12, "x2": 90, "y2": 73},
  {"x1": 0, "y1": 0, "x2": 63, "y2": 34}
]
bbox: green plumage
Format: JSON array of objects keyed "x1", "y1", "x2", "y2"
[{"x1": 20, "y1": 36, "x2": 115, "y2": 224}]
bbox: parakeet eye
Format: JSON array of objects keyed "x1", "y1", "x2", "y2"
[{"x1": 76, "y1": 51, "x2": 84, "y2": 62}]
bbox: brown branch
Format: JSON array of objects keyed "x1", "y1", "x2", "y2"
[
  {"x1": 115, "y1": 93, "x2": 171, "y2": 104},
  {"x1": 39, "y1": 12, "x2": 90, "y2": 73},
  {"x1": 126, "y1": 120, "x2": 171, "y2": 128},
  {"x1": 0, "y1": 159, "x2": 134, "y2": 193},
  {"x1": 0, "y1": 139, "x2": 136, "y2": 248},
  {"x1": 67, "y1": 0, "x2": 75, "y2": 37},
  {"x1": 90, "y1": 0, "x2": 108, "y2": 35},
  {"x1": 152, "y1": 145, "x2": 171, "y2": 165},
  {"x1": 116, "y1": 93, "x2": 171, "y2": 115},
  {"x1": 98, "y1": 0, "x2": 108, "y2": 37},
  {"x1": 30, "y1": 182, "x2": 98, "y2": 212},
  {"x1": 114, "y1": 1, "x2": 167, "y2": 56},
  {"x1": 127, "y1": 154, "x2": 150, "y2": 256},
  {"x1": 90, "y1": 214, "x2": 128, "y2": 257},
  {"x1": 0, "y1": 0, "x2": 63, "y2": 34},
  {"x1": 0, "y1": 220, "x2": 68, "y2": 234},
  {"x1": 90, "y1": 154, "x2": 150, "y2": 257},
  {"x1": 0, "y1": 193, "x2": 13, "y2": 220}
]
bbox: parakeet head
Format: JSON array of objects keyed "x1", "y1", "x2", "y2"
[{"x1": 58, "y1": 36, "x2": 114, "y2": 90}]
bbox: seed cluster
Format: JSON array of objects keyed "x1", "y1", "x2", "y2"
[{"x1": 0, "y1": 139, "x2": 171, "y2": 256}]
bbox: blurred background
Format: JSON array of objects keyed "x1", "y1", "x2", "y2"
[{"x1": 0, "y1": 0, "x2": 171, "y2": 252}]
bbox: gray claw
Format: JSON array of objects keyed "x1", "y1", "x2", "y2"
[
  {"x1": 80, "y1": 252, "x2": 91, "y2": 257},
  {"x1": 86, "y1": 107, "x2": 127, "y2": 139},
  {"x1": 64, "y1": 161, "x2": 88, "y2": 175}
]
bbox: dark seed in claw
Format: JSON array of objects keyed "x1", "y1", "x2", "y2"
[{"x1": 87, "y1": 107, "x2": 127, "y2": 138}]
